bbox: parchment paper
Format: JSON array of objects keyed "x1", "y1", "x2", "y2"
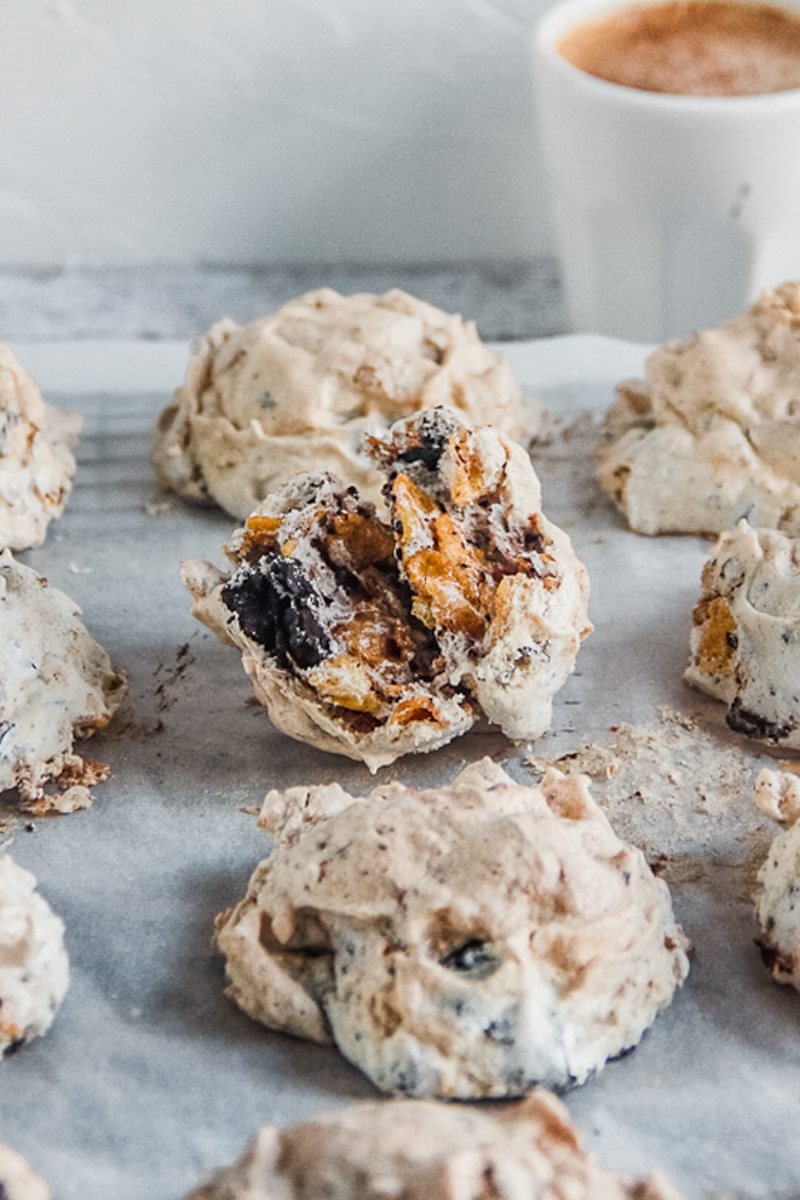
[{"x1": 1, "y1": 336, "x2": 798, "y2": 1200}]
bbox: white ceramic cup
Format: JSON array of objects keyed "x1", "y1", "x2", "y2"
[{"x1": 533, "y1": 0, "x2": 800, "y2": 341}]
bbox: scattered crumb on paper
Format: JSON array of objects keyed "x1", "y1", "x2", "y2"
[
  {"x1": 144, "y1": 493, "x2": 178, "y2": 518},
  {"x1": 526, "y1": 707, "x2": 774, "y2": 886},
  {"x1": 154, "y1": 641, "x2": 197, "y2": 712},
  {"x1": 22, "y1": 786, "x2": 94, "y2": 816}
]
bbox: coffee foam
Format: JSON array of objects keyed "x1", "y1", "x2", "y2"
[{"x1": 558, "y1": 1, "x2": 800, "y2": 96}]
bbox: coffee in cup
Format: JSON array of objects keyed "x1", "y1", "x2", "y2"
[
  {"x1": 557, "y1": 0, "x2": 800, "y2": 97},
  {"x1": 533, "y1": 0, "x2": 800, "y2": 339}
]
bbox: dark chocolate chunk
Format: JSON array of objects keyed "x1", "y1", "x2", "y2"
[
  {"x1": 223, "y1": 556, "x2": 331, "y2": 670},
  {"x1": 484, "y1": 1017, "x2": 515, "y2": 1045},
  {"x1": 397, "y1": 441, "x2": 446, "y2": 472},
  {"x1": 523, "y1": 524, "x2": 547, "y2": 556},
  {"x1": 440, "y1": 938, "x2": 500, "y2": 979},
  {"x1": 727, "y1": 699, "x2": 795, "y2": 744},
  {"x1": 396, "y1": 408, "x2": 458, "y2": 472}
]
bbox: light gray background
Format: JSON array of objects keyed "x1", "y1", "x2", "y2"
[{"x1": 2, "y1": 0, "x2": 556, "y2": 267}]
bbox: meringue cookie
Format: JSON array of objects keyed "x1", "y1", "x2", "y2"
[
  {"x1": 753, "y1": 768, "x2": 800, "y2": 991},
  {"x1": 686, "y1": 521, "x2": 800, "y2": 748},
  {"x1": 181, "y1": 472, "x2": 473, "y2": 773},
  {"x1": 0, "y1": 550, "x2": 126, "y2": 806},
  {"x1": 597, "y1": 282, "x2": 800, "y2": 535},
  {"x1": 215, "y1": 758, "x2": 689, "y2": 1097},
  {"x1": 152, "y1": 288, "x2": 540, "y2": 518},
  {"x1": 0, "y1": 855, "x2": 69, "y2": 1058},
  {"x1": 185, "y1": 1092, "x2": 682, "y2": 1200},
  {"x1": 0, "y1": 1144, "x2": 49, "y2": 1200},
  {"x1": 182, "y1": 409, "x2": 589, "y2": 771},
  {"x1": 0, "y1": 344, "x2": 80, "y2": 552}
]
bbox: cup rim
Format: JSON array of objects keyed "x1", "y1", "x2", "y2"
[{"x1": 534, "y1": 0, "x2": 800, "y2": 112}]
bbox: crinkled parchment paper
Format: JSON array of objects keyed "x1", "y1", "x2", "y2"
[{"x1": 0, "y1": 337, "x2": 798, "y2": 1200}]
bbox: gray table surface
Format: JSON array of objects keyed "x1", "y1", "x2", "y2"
[
  {"x1": 0, "y1": 261, "x2": 564, "y2": 343},
  {"x1": 3, "y1": 337, "x2": 800, "y2": 1200}
]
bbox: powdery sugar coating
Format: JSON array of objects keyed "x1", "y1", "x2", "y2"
[
  {"x1": 0, "y1": 856, "x2": 69, "y2": 1059},
  {"x1": 215, "y1": 759, "x2": 689, "y2": 1098},
  {"x1": 597, "y1": 283, "x2": 800, "y2": 536},
  {"x1": 0, "y1": 344, "x2": 81, "y2": 553},
  {"x1": 185, "y1": 1093, "x2": 682, "y2": 1200},
  {"x1": 152, "y1": 288, "x2": 539, "y2": 519},
  {"x1": 686, "y1": 521, "x2": 800, "y2": 748},
  {"x1": 0, "y1": 551, "x2": 126, "y2": 807}
]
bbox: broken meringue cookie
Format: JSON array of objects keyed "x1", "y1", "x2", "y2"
[
  {"x1": 753, "y1": 769, "x2": 800, "y2": 992},
  {"x1": 0, "y1": 551, "x2": 126, "y2": 809},
  {"x1": 182, "y1": 409, "x2": 590, "y2": 771},
  {"x1": 0, "y1": 344, "x2": 81, "y2": 552},
  {"x1": 0, "y1": 854, "x2": 69, "y2": 1059},
  {"x1": 685, "y1": 521, "x2": 800, "y2": 748},
  {"x1": 597, "y1": 282, "x2": 800, "y2": 536},
  {"x1": 185, "y1": 1092, "x2": 682, "y2": 1200},
  {"x1": 152, "y1": 288, "x2": 542, "y2": 519},
  {"x1": 215, "y1": 759, "x2": 689, "y2": 1097}
]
